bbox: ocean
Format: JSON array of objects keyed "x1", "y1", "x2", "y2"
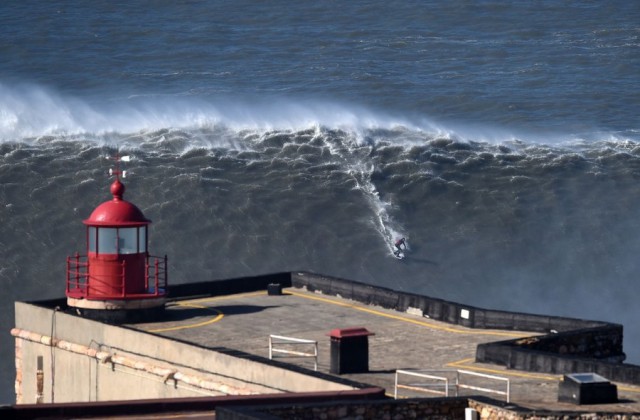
[{"x1": 1, "y1": 0, "x2": 639, "y2": 404}]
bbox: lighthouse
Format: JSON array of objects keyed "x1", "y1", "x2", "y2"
[{"x1": 66, "y1": 156, "x2": 167, "y2": 322}]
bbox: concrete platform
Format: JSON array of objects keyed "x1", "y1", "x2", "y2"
[{"x1": 130, "y1": 286, "x2": 640, "y2": 413}]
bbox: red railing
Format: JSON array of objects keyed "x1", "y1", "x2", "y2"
[
  {"x1": 146, "y1": 254, "x2": 168, "y2": 295},
  {"x1": 66, "y1": 253, "x2": 90, "y2": 296},
  {"x1": 66, "y1": 253, "x2": 168, "y2": 300}
]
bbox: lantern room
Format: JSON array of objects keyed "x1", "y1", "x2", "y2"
[{"x1": 66, "y1": 158, "x2": 167, "y2": 322}]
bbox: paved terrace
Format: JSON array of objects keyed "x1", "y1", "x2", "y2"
[{"x1": 131, "y1": 286, "x2": 640, "y2": 413}]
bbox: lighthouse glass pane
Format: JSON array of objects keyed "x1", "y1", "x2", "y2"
[
  {"x1": 118, "y1": 228, "x2": 138, "y2": 254},
  {"x1": 138, "y1": 227, "x2": 147, "y2": 252},
  {"x1": 88, "y1": 227, "x2": 97, "y2": 252},
  {"x1": 97, "y1": 228, "x2": 118, "y2": 254}
]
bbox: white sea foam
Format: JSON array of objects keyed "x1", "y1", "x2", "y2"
[
  {"x1": 1, "y1": 82, "x2": 637, "y2": 152},
  {"x1": 0, "y1": 83, "x2": 416, "y2": 141}
]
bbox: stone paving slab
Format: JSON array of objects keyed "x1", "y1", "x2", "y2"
[{"x1": 132, "y1": 287, "x2": 640, "y2": 413}]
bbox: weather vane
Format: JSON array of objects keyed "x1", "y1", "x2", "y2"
[{"x1": 107, "y1": 152, "x2": 131, "y2": 180}]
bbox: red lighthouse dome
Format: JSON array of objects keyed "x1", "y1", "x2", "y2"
[
  {"x1": 85, "y1": 179, "x2": 149, "y2": 225},
  {"x1": 66, "y1": 159, "x2": 167, "y2": 322}
]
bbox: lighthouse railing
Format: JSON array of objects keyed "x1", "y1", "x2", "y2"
[
  {"x1": 67, "y1": 254, "x2": 167, "y2": 299},
  {"x1": 146, "y1": 254, "x2": 168, "y2": 296},
  {"x1": 66, "y1": 253, "x2": 90, "y2": 295}
]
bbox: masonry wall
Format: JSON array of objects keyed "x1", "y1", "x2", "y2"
[
  {"x1": 217, "y1": 397, "x2": 469, "y2": 420},
  {"x1": 0, "y1": 388, "x2": 385, "y2": 420},
  {"x1": 290, "y1": 272, "x2": 608, "y2": 333},
  {"x1": 217, "y1": 397, "x2": 640, "y2": 420}
]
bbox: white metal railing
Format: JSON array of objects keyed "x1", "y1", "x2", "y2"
[
  {"x1": 457, "y1": 369, "x2": 510, "y2": 403},
  {"x1": 268, "y1": 335, "x2": 318, "y2": 371},
  {"x1": 394, "y1": 369, "x2": 510, "y2": 403},
  {"x1": 394, "y1": 369, "x2": 450, "y2": 399}
]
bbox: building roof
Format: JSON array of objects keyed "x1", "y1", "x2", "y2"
[{"x1": 10, "y1": 272, "x2": 640, "y2": 418}]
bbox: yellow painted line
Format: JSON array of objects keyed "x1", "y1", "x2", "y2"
[
  {"x1": 147, "y1": 291, "x2": 266, "y2": 333},
  {"x1": 288, "y1": 290, "x2": 524, "y2": 338},
  {"x1": 447, "y1": 357, "x2": 561, "y2": 381},
  {"x1": 172, "y1": 290, "x2": 267, "y2": 305},
  {"x1": 618, "y1": 385, "x2": 640, "y2": 393},
  {"x1": 148, "y1": 303, "x2": 224, "y2": 333},
  {"x1": 446, "y1": 359, "x2": 640, "y2": 395}
]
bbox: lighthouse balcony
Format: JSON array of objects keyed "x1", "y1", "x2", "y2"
[{"x1": 66, "y1": 253, "x2": 168, "y2": 300}]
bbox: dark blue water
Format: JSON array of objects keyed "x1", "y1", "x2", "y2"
[{"x1": 1, "y1": 0, "x2": 639, "y2": 404}]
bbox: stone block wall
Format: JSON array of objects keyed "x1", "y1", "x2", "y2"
[
  {"x1": 217, "y1": 397, "x2": 640, "y2": 420},
  {"x1": 217, "y1": 397, "x2": 469, "y2": 420}
]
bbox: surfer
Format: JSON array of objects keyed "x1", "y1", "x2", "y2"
[{"x1": 393, "y1": 237, "x2": 406, "y2": 258}]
